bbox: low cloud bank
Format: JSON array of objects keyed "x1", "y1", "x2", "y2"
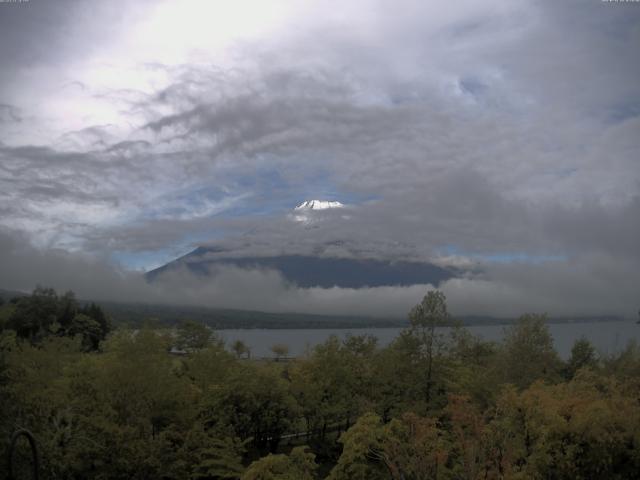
[{"x1": 1, "y1": 228, "x2": 638, "y2": 319}]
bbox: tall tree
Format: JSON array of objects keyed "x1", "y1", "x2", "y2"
[
  {"x1": 407, "y1": 290, "x2": 451, "y2": 405},
  {"x1": 8, "y1": 286, "x2": 59, "y2": 342},
  {"x1": 501, "y1": 313, "x2": 561, "y2": 388},
  {"x1": 565, "y1": 337, "x2": 597, "y2": 379}
]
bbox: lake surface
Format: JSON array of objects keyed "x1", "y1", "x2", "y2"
[{"x1": 218, "y1": 321, "x2": 640, "y2": 359}]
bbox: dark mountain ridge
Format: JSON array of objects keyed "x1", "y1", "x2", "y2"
[{"x1": 146, "y1": 247, "x2": 456, "y2": 288}]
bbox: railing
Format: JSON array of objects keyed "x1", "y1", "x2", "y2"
[{"x1": 6, "y1": 429, "x2": 39, "y2": 480}]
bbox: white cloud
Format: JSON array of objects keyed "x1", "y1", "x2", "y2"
[{"x1": 0, "y1": 0, "x2": 638, "y2": 316}]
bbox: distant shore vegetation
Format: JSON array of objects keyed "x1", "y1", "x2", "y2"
[{"x1": 1, "y1": 287, "x2": 640, "y2": 479}]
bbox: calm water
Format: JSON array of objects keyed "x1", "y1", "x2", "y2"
[{"x1": 218, "y1": 321, "x2": 640, "y2": 359}]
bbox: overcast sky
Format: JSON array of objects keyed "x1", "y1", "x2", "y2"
[{"x1": 0, "y1": 0, "x2": 638, "y2": 317}]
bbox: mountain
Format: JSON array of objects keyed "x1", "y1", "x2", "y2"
[
  {"x1": 147, "y1": 200, "x2": 457, "y2": 288},
  {"x1": 147, "y1": 248, "x2": 455, "y2": 288},
  {"x1": 294, "y1": 200, "x2": 344, "y2": 210},
  {"x1": 291, "y1": 199, "x2": 346, "y2": 223},
  {"x1": 0, "y1": 288, "x2": 28, "y2": 301}
]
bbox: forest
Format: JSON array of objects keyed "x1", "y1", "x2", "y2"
[{"x1": 1, "y1": 288, "x2": 640, "y2": 479}]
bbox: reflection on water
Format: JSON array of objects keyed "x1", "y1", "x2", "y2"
[{"x1": 218, "y1": 321, "x2": 640, "y2": 359}]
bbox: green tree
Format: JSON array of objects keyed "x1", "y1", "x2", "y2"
[
  {"x1": 177, "y1": 320, "x2": 214, "y2": 351},
  {"x1": 328, "y1": 413, "x2": 387, "y2": 480},
  {"x1": 565, "y1": 337, "x2": 597, "y2": 379},
  {"x1": 242, "y1": 447, "x2": 317, "y2": 480},
  {"x1": 159, "y1": 425, "x2": 245, "y2": 480},
  {"x1": 8, "y1": 286, "x2": 59, "y2": 342},
  {"x1": 56, "y1": 290, "x2": 79, "y2": 334},
  {"x1": 329, "y1": 412, "x2": 450, "y2": 480},
  {"x1": 270, "y1": 343, "x2": 289, "y2": 361},
  {"x1": 484, "y1": 376, "x2": 640, "y2": 479},
  {"x1": 231, "y1": 339, "x2": 251, "y2": 359},
  {"x1": 501, "y1": 313, "x2": 561, "y2": 388},
  {"x1": 201, "y1": 363, "x2": 298, "y2": 452},
  {"x1": 79, "y1": 302, "x2": 111, "y2": 340},
  {"x1": 68, "y1": 313, "x2": 103, "y2": 351},
  {"x1": 289, "y1": 335, "x2": 367, "y2": 442},
  {"x1": 407, "y1": 290, "x2": 451, "y2": 405}
]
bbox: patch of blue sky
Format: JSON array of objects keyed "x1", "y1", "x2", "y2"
[
  {"x1": 606, "y1": 101, "x2": 640, "y2": 124},
  {"x1": 221, "y1": 164, "x2": 373, "y2": 217},
  {"x1": 439, "y1": 244, "x2": 566, "y2": 264},
  {"x1": 478, "y1": 253, "x2": 566, "y2": 264},
  {"x1": 142, "y1": 185, "x2": 245, "y2": 221},
  {"x1": 222, "y1": 166, "x2": 296, "y2": 215},
  {"x1": 111, "y1": 249, "x2": 188, "y2": 272},
  {"x1": 458, "y1": 77, "x2": 488, "y2": 98},
  {"x1": 111, "y1": 228, "x2": 232, "y2": 272}
]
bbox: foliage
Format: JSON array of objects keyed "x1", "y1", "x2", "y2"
[
  {"x1": 232, "y1": 339, "x2": 251, "y2": 359},
  {"x1": 242, "y1": 447, "x2": 317, "y2": 480},
  {"x1": 270, "y1": 343, "x2": 290, "y2": 360},
  {"x1": 329, "y1": 412, "x2": 449, "y2": 480},
  {"x1": 565, "y1": 336, "x2": 597, "y2": 379},
  {"x1": 4, "y1": 287, "x2": 110, "y2": 350},
  {"x1": 176, "y1": 319, "x2": 215, "y2": 351},
  {"x1": 407, "y1": 290, "x2": 453, "y2": 407},
  {"x1": 2, "y1": 288, "x2": 640, "y2": 479},
  {"x1": 500, "y1": 313, "x2": 562, "y2": 388}
]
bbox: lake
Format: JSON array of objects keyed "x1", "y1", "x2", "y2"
[{"x1": 218, "y1": 320, "x2": 640, "y2": 359}]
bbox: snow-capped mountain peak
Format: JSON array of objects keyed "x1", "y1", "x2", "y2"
[
  {"x1": 295, "y1": 200, "x2": 344, "y2": 210},
  {"x1": 291, "y1": 200, "x2": 346, "y2": 224}
]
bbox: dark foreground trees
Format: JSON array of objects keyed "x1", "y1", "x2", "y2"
[
  {"x1": 1, "y1": 289, "x2": 640, "y2": 479},
  {"x1": 3, "y1": 287, "x2": 110, "y2": 350}
]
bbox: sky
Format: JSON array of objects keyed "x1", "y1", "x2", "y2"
[{"x1": 0, "y1": 0, "x2": 639, "y2": 318}]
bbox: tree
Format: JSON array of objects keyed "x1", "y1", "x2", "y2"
[
  {"x1": 165, "y1": 426, "x2": 246, "y2": 480},
  {"x1": 483, "y1": 377, "x2": 640, "y2": 479},
  {"x1": 79, "y1": 302, "x2": 111, "y2": 340},
  {"x1": 8, "y1": 286, "x2": 59, "y2": 342},
  {"x1": 176, "y1": 320, "x2": 213, "y2": 351},
  {"x1": 501, "y1": 314, "x2": 561, "y2": 388},
  {"x1": 445, "y1": 395, "x2": 487, "y2": 479},
  {"x1": 329, "y1": 412, "x2": 450, "y2": 480},
  {"x1": 270, "y1": 343, "x2": 289, "y2": 361},
  {"x1": 68, "y1": 313, "x2": 103, "y2": 351},
  {"x1": 289, "y1": 335, "x2": 370, "y2": 442},
  {"x1": 231, "y1": 339, "x2": 251, "y2": 359},
  {"x1": 407, "y1": 290, "x2": 451, "y2": 405},
  {"x1": 242, "y1": 447, "x2": 317, "y2": 480},
  {"x1": 57, "y1": 290, "x2": 78, "y2": 334},
  {"x1": 565, "y1": 337, "x2": 597, "y2": 379},
  {"x1": 202, "y1": 364, "x2": 298, "y2": 452},
  {"x1": 328, "y1": 413, "x2": 388, "y2": 480},
  {"x1": 5, "y1": 288, "x2": 111, "y2": 349}
]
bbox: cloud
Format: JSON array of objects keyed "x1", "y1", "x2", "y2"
[
  {"x1": 0, "y1": 0, "x2": 638, "y2": 316},
  {"x1": 2, "y1": 227, "x2": 638, "y2": 319}
]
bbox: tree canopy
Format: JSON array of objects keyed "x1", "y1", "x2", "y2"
[{"x1": 1, "y1": 288, "x2": 640, "y2": 479}]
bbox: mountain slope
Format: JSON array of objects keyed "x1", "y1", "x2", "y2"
[{"x1": 146, "y1": 249, "x2": 455, "y2": 288}]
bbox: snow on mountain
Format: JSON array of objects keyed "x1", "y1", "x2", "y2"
[
  {"x1": 291, "y1": 200, "x2": 346, "y2": 223},
  {"x1": 294, "y1": 200, "x2": 344, "y2": 210}
]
